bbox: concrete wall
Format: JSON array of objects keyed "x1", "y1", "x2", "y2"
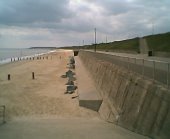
[
  {"x1": 78, "y1": 51, "x2": 170, "y2": 139},
  {"x1": 153, "y1": 51, "x2": 170, "y2": 58}
]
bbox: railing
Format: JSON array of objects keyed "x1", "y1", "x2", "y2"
[
  {"x1": 0, "y1": 105, "x2": 6, "y2": 123},
  {"x1": 85, "y1": 51, "x2": 170, "y2": 88}
]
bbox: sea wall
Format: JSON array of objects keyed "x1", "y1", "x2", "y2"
[
  {"x1": 153, "y1": 51, "x2": 170, "y2": 58},
  {"x1": 78, "y1": 50, "x2": 170, "y2": 139}
]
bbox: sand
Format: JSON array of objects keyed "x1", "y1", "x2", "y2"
[{"x1": 0, "y1": 50, "x2": 99, "y2": 121}]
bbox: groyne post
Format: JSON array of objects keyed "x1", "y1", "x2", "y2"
[
  {"x1": 32, "y1": 72, "x2": 35, "y2": 80},
  {"x1": 8, "y1": 74, "x2": 10, "y2": 80}
]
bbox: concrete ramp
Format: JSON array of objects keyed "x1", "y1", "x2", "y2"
[
  {"x1": 75, "y1": 57, "x2": 102, "y2": 111},
  {"x1": 139, "y1": 38, "x2": 149, "y2": 54}
]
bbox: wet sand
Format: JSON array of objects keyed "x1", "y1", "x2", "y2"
[{"x1": 0, "y1": 50, "x2": 98, "y2": 121}]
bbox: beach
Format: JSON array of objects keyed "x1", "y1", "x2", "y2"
[
  {"x1": 0, "y1": 50, "x2": 98, "y2": 121},
  {"x1": 0, "y1": 50, "x2": 151, "y2": 139}
]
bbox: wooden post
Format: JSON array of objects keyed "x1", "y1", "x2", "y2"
[
  {"x1": 8, "y1": 74, "x2": 10, "y2": 80},
  {"x1": 32, "y1": 72, "x2": 35, "y2": 80}
]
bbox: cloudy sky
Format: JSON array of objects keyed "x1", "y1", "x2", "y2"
[{"x1": 0, "y1": 0, "x2": 170, "y2": 48}]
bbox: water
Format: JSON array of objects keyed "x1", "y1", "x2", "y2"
[{"x1": 0, "y1": 48, "x2": 53, "y2": 65}]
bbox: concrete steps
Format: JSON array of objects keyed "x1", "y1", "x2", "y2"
[{"x1": 139, "y1": 38, "x2": 149, "y2": 54}]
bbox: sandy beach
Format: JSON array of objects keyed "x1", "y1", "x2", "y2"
[
  {"x1": 0, "y1": 50, "x2": 151, "y2": 139},
  {"x1": 0, "y1": 50, "x2": 98, "y2": 121}
]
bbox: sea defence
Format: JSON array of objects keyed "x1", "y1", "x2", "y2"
[{"x1": 76, "y1": 50, "x2": 170, "y2": 139}]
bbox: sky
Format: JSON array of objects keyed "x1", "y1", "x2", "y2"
[{"x1": 0, "y1": 0, "x2": 170, "y2": 48}]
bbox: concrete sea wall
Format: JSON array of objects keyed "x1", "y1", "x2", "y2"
[
  {"x1": 153, "y1": 51, "x2": 170, "y2": 58},
  {"x1": 78, "y1": 50, "x2": 170, "y2": 139}
]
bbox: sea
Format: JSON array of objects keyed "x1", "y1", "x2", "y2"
[{"x1": 0, "y1": 48, "x2": 54, "y2": 65}]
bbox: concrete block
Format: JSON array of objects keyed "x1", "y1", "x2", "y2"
[
  {"x1": 99, "y1": 101, "x2": 115, "y2": 122},
  {"x1": 75, "y1": 56, "x2": 102, "y2": 111}
]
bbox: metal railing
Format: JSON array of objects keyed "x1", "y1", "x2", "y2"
[
  {"x1": 0, "y1": 105, "x2": 6, "y2": 123},
  {"x1": 85, "y1": 51, "x2": 170, "y2": 88}
]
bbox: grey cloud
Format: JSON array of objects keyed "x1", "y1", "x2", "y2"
[
  {"x1": 28, "y1": 19, "x2": 93, "y2": 33},
  {"x1": 86, "y1": 0, "x2": 135, "y2": 15},
  {"x1": 100, "y1": 1, "x2": 133, "y2": 15},
  {"x1": 134, "y1": 0, "x2": 170, "y2": 7},
  {"x1": 0, "y1": 0, "x2": 73, "y2": 26},
  {"x1": 0, "y1": 0, "x2": 170, "y2": 48},
  {"x1": 20, "y1": 34, "x2": 50, "y2": 40}
]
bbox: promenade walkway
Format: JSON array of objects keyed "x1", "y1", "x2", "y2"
[
  {"x1": 0, "y1": 117, "x2": 150, "y2": 139},
  {"x1": 85, "y1": 50, "x2": 170, "y2": 87}
]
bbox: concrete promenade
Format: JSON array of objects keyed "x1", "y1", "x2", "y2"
[
  {"x1": 85, "y1": 50, "x2": 170, "y2": 86},
  {"x1": 0, "y1": 117, "x2": 150, "y2": 139},
  {"x1": 98, "y1": 51, "x2": 170, "y2": 63}
]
